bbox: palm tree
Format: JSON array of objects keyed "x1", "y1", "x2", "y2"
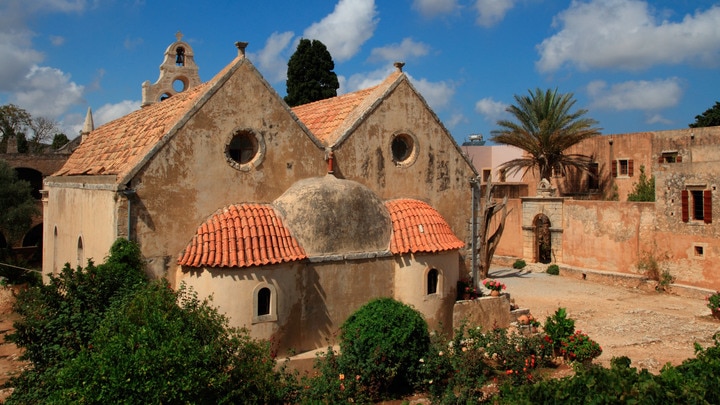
[{"x1": 491, "y1": 88, "x2": 601, "y2": 181}]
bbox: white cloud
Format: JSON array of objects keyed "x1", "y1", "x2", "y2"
[
  {"x1": 445, "y1": 113, "x2": 468, "y2": 128},
  {"x1": 646, "y1": 113, "x2": 673, "y2": 125},
  {"x1": 303, "y1": 0, "x2": 378, "y2": 62},
  {"x1": 94, "y1": 100, "x2": 140, "y2": 127},
  {"x1": 412, "y1": 0, "x2": 458, "y2": 17},
  {"x1": 250, "y1": 31, "x2": 295, "y2": 84},
  {"x1": 343, "y1": 68, "x2": 391, "y2": 94},
  {"x1": 0, "y1": 31, "x2": 44, "y2": 92},
  {"x1": 587, "y1": 78, "x2": 683, "y2": 111},
  {"x1": 407, "y1": 74, "x2": 455, "y2": 110},
  {"x1": 368, "y1": 38, "x2": 430, "y2": 63},
  {"x1": 12, "y1": 65, "x2": 84, "y2": 118},
  {"x1": 537, "y1": 0, "x2": 720, "y2": 72},
  {"x1": 474, "y1": 97, "x2": 508, "y2": 121},
  {"x1": 475, "y1": 0, "x2": 516, "y2": 28}
]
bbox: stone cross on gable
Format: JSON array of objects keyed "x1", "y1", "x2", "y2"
[{"x1": 176, "y1": 31, "x2": 183, "y2": 42}]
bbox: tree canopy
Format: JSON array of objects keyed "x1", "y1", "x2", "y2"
[
  {"x1": 627, "y1": 165, "x2": 655, "y2": 202},
  {"x1": 689, "y1": 101, "x2": 720, "y2": 128},
  {"x1": 0, "y1": 104, "x2": 60, "y2": 153},
  {"x1": 0, "y1": 159, "x2": 38, "y2": 244},
  {"x1": 284, "y1": 39, "x2": 339, "y2": 107},
  {"x1": 491, "y1": 88, "x2": 601, "y2": 181}
]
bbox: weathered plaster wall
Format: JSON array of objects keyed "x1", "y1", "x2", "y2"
[
  {"x1": 493, "y1": 198, "x2": 524, "y2": 258},
  {"x1": 561, "y1": 200, "x2": 655, "y2": 274},
  {"x1": 42, "y1": 177, "x2": 119, "y2": 278},
  {"x1": 393, "y1": 251, "x2": 459, "y2": 334},
  {"x1": 330, "y1": 80, "x2": 476, "y2": 248},
  {"x1": 132, "y1": 61, "x2": 327, "y2": 278},
  {"x1": 175, "y1": 258, "x2": 396, "y2": 356}
]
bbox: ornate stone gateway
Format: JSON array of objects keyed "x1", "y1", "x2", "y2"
[{"x1": 521, "y1": 181, "x2": 565, "y2": 264}]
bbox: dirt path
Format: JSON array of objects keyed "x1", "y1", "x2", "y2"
[{"x1": 493, "y1": 267, "x2": 720, "y2": 372}]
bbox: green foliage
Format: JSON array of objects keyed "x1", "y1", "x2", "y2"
[
  {"x1": 51, "y1": 133, "x2": 70, "y2": 149},
  {"x1": 491, "y1": 88, "x2": 601, "y2": 180},
  {"x1": 689, "y1": 101, "x2": 720, "y2": 128},
  {"x1": 44, "y1": 282, "x2": 293, "y2": 404},
  {"x1": 637, "y1": 244, "x2": 674, "y2": 292},
  {"x1": 627, "y1": 165, "x2": 655, "y2": 202},
  {"x1": 6, "y1": 239, "x2": 295, "y2": 404},
  {"x1": 559, "y1": 331, "x2": 602, "y2": 363},
  {"x1": 543, "y1": 308, "x2": 575, "y2": 355},
  {"x1": 338, "y1": 298, "x2": 430, "y2": 401},
  {"x1": 499, "y1": 334, "x2": 720, "y2": 404},
  {"x1": 546, "y1": 264, "x2": 560, "y2": 275},
  {"x1": 0, "y1": 159, "x2": 39, "y2": 244},
  {"x1": 420, "y1": 324, "x2": 493, "y2": 403},
  {"x1": 284, "y1": 38, "x2": 339, "y2": 107},
  {"x1": 0, "y1": 104, "x2": 31, "y2": 153},
  {"x1": 706, "y1": 291, "x2": 720, "y2": 311},
  {"x1": 513, "y1": 259, "x2": 527, "y2": 269},
  {"x1": 5, "y1": 239, "x2": 148, "y2": 403}
]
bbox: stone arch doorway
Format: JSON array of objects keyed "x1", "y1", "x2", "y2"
[{"x1": 533, "y1": 214, "x2": 552, "y2": 264}]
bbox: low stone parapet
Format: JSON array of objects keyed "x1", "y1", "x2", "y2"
[{"x1": 453, "y1": 294, "x2": 511, "y2": 330}]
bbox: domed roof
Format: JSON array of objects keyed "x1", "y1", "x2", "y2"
[{"x1": 273, "y1": 175, "x2": 392, "y2": 257}]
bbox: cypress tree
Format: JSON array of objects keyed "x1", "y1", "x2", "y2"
[{"x1": 284, "y1": 39, "x2": 339, "y2": 107}]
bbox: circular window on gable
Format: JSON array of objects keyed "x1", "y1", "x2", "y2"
[
  {"x1": 391, "y1": 132, "x2": 417, "y2": 166},
  {"x1": 226, "y1": 129, "x2": 265, "y2": 171}
]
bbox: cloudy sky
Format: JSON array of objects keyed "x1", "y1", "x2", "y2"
[{"x1": 1, "y1": 0, "x2": 719, "y2": 144}]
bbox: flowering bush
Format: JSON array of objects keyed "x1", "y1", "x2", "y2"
[
  {"x1": 560, "y1": 331, "x2": 602, "y2": 363},
  {"x1": 483, "y1": 279, "x2": 506, "y2": 292},
  {"x1": 706, "y1": 291, "x2": 720, "y2": 312},
  {"x1": 457, "y1": 277, "x2": 480, "y2": 300}
]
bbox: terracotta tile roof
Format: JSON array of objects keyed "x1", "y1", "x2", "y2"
[
  {"x1": 178, "y1": 204, "x2": 307, "y2": 268},
  {"x1": 55, "y1": 83, "x2": 210, "y2": 179},
  {"x1": 292, "y1": 71, "x2": 401, "y2": 146},
  {"x1": 385, "y1": 199, "x2": 465, "y2": 254}
]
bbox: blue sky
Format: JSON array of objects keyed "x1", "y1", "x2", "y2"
[{"x1": 1, "y1": 0, "x2": 719, "y2": 145}]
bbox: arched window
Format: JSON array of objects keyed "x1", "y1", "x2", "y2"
[
  {"x1": 77, "y1": 236, "x2": 84, "y2": 268},
  {"x1": 257, "y1": 287, "x2": 271, "y2": 316},
  {"x1": 427, "y1": 268, "x2": 439, "y2": 295},
  {"x1": 252, "y1": 283, "x2": 278, "y2": 323}
]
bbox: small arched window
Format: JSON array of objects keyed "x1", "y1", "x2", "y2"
[
  {"x1": 77, "y1": 236, "x2": 84, "y2": 268},
  {"x1": 252, "y1": 283, "x2": 278, "y2": 323},
  {"x1": 257, "y1": 287, "x2": 271, "y2": 316},
  {"x1": 427, "y1": 268, "x2": 439, "y2": 295}
]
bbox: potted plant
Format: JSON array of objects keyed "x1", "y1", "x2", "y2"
[
  {"x1": 707, "y1": 291, "x2": 720, "y2": 320},
  {"x1": 482, "y1": 279, "x2": 506, "y2": 296},
  {"x1": 457, "y1": 277, "x2": 480, "y2": 301}
]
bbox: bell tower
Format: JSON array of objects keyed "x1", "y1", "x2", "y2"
[{"x1": 141, "y1": 31, "x2": 201, "y2": 107}]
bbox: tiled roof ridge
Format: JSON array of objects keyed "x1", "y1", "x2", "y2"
[
  {"x1": 178, "y1": 202, "x2": 307, "y2": 268},
  {"x1": 385, "y1": 198, "x2": 465, "y2": 255},
  {"x1": 291, "y1": 71, "x2": 403, "y2": 146},
  {"x1": 54, "y1": 56, "x2": 247, "y2": 182}
]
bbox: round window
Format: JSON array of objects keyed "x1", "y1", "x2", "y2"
[
  {"x1": 391, "y1": 133, "x2": 416, "y2": 165},
  {"x1": 226, "y1": 129, "x2": 264, "y2": 171},
  {"x1": 228, "y1": 131, "x2": 258, "y2": 164}
]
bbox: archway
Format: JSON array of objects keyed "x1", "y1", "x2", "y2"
[
  {"x1": 14, "y1": 167, "x2": 43, "y2": 199},
  {"x1": 533, "y1": 214, "x2": 552, "y2": 264}
]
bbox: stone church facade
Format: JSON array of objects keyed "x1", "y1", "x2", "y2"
[{"x1": 43, "y1": 35, "x2": 478, "y2": 355}]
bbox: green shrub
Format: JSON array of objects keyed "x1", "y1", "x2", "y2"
[
  {"x1": 8, "y1": 239, "x2": 147, "y2": 373},
  {"x1": 499, "y1": 334, "x2": 720, "y2": 404},
  {"x1": 43, "y1": 282, "x2": 294, "y2": 404},
  {"x1": 546, "y1": 264, "x2": 560, "y2": 275},
  {"x1": 338, "y1": 298, "x2": 430, "y2": 401},
  {"x1": 543, "y1": 307, "x2": 575, "y2": 356},
  {"x1": 513, "y1": 259, "x2": 527, "y2": 269},
  {"x1": 559, "y1": 331, "x2": 602, "y2": 363}
]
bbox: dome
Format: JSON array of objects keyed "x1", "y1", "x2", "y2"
[{"x1": 273, "y1": 175, "x2": 392, "y2": 257}]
